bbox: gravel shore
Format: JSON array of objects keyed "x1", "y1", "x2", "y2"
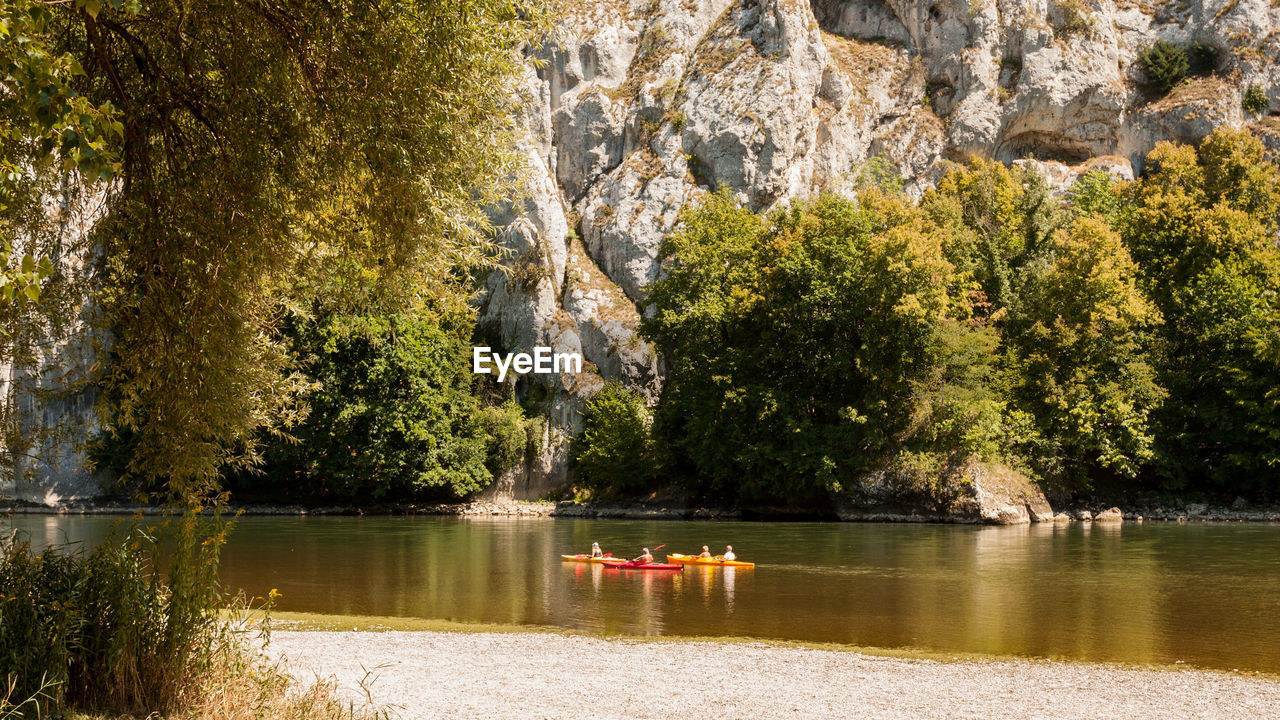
[{"x1": 270, "y1": 631, "x2": 1280, "y2": 719}]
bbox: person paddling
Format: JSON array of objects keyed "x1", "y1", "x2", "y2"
[
  {"x1": 590, "y1": 542, "x2": 604, "y2": 558},
  {"x1": 697, "y1": 545, "x2": 712, "y2": 559},
  {"x1": 633, "y1": 547, "x2": 654, "y2": 565},
  {"x1": 722, "y1": 545, "x2": 736, "y2": 561}
]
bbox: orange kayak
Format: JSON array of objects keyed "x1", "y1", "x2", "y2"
[
  {"x1": 666, "y1": 553, "x2": 755, "y2": 568},
  {"x1": 560, "y1": 554, "x2": 619, "y2": 563}
]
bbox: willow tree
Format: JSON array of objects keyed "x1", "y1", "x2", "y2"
[{"x1": 2, "y1": 0, "x2": 548, "y2": 502}]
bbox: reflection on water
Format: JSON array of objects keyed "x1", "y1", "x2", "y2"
[{"x1": 7, "y1": 514, "x2": 1280, "y2": 672}]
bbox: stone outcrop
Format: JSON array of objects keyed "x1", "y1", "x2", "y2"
[
  {"x1": 832, "y1": 461, "x2": 1055, "y2": 524},
  {"x1": 481, "y1": 0, "x2": 1280, "y2": 496},
  {"x1": 1094, "y1": 506, "x2": 1124, "y2": 522}
]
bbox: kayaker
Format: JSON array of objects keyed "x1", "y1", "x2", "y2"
[
  {"x1": 634, "y1": 547, "x2": 654, "y2": 564},
  {"x1": 698, "y1": 545, "x2": 712, "y2": 559},
  {"x1": 590, "y1": 542, "x2": 603, "y2": 558},
  {"x1": 723, "y1": 545, "x2": 736, "y2": 561}
]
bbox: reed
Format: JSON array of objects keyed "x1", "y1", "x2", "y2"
[{"x1": 0, "y1": 512, "x2": 227, "y2": 716}]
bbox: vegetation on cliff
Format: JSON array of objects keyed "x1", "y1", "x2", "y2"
[{"x1": 617, "y1": 129, "x2": 1280, "y2": 505}]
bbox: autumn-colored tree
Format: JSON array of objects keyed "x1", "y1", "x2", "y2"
[
  {"x1": 1001, "y1": 217, "x2": 1165, "y2": 484},
  {"x1": 1121, "y1": 130, "x2": 1280, "y2": 491}
]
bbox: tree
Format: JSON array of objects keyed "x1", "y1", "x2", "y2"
[
  {"x1": 1068, "y1": 169, "x2": 1123, "y2": 223},
  {"x1": 1001, "y1": 217, "x2": 1164, "y2": 485},
  {"x1": 644, "y1": 190, "x2": 1004, "y2": 503},
  {"x1": 244, "y1": 301, "x2": 536, "y2": 502},
  {"x1": 1121, "y1": 130, "x2": 1280, "y2": 492},
  {"x1": 572, "y1": 381, "x2": 661, "y2": 494},
  {"x1": 921, "y1": 158, "x2": 1063, "y2": 316},
  {"x1": 1, "y1": 0, "x2": 549, "y2": 502}
]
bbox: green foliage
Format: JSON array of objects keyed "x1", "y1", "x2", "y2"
[
  {"x1": 573, "y1": 381, "x2": 662, "y2": 494},
  {"x1": 1138, "y1": 40, "x2": 1189, "y2": 94},
  {"x1": 1, "y1": 0, "x2": 550, "y2": 503},
  {"x1": 1120, "y1": 129, "x2": 1280, "y2": 491},
  {"x1": 0, "y1": 0, "x2": 123, "y2": 305},
  {"x1": 0, "y1": 514, "x2": 229, "y2": 716},
  {"x1": 644, "y1": 190, "x2": 1004, "y2": 503},
  {"x1": 1000, "y1": 217, "x2": 1165, "y2": 484},
  {"x1": 852, "y1": 156, "x2": 905, "y2": 195},
  {"x1": 1068, "y1": 169, "x2": 1123, "y2": 223},
  {"x1": 924, "y1": 161, "x2": 1165, "y2": 488},
  {"x1": 922, "y1": 158, "x2": 1063, "y2": 314},
  {"x1": 248, "y1": 302, "x2": 538, "y2": 502},
  {"x1": 1243, "y1": 84, "x2": 1269, "y2": 116}
]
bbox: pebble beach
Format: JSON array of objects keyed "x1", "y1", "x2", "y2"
[{"x1": 271, "y1": 630, "x2": 1280, "y2": 720}]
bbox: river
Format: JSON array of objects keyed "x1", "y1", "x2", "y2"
[{"x1": 7, "y1": 515, "x2": 1280, "y2": 673}]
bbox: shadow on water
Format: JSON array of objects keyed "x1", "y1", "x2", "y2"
[{"x1": 8, "y1": 514, "x2": 1280, "y2": 672}]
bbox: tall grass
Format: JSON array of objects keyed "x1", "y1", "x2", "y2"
[
  {"x1": 0, "y1": 512, "x2": 228, "y2": 716},
  {"x1": 1, "y1": 512, "x2": 390, "y2": 720}
]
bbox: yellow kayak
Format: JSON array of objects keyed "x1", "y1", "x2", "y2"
[
  {"x1": 561, "y1": 554, "x2": 621, "y2": 563},
  {"x1": 666, "y1": 553, "x2": 755, "y2": 568}
]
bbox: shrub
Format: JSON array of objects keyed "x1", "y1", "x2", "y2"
[
  {"x1": 0, "y1": 515, "x2": 226, "y2": 716},
  {"x1": 573, "y1": 381, "x2": 662, "y2": 493},
  {"x1": 1052, "y1": 0, "x2": 1091, "y2": 38},
  {"x1": 0, "y1": 515, "x2": 393, "y2": 720},
  {"x1": 1243, "y1": 84, "x2": 1269, "y2": 116},
  {"x1": 479, "y1": 401, "x2": 543, "y2": 476},
  {"x1": 1138, "y1": 40, "x2": 1189, "y2": 94}
]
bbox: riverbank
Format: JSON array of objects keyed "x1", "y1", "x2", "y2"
[
  {"x1": 6, "y1": 497, "x2": 1280, "y2": 524},
  {"x1": 268, "y1": 628, "x2": 1280, "y2": 719}
]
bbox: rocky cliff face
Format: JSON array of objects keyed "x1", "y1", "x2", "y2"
[
  {"x1": 1, "y1": 181, "x2": 109, "y2": 504},
  {"x1": 479, "y1": 0, "x2": 1280, "y2": 496}
]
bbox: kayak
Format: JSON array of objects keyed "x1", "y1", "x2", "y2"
[
  {"x1": 601, "y1": 560, "x2": 683, "y2": 571},
  {"x1": 666, "y1": 553, "x2": 755, "y2": 568},
  {"x1": 560, "y1": 554, "x2": 619, "y2": 563}
]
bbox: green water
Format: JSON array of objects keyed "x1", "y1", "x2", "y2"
[{"x1": 9, "y1": 515, "x2": 1280, "y2": 672}]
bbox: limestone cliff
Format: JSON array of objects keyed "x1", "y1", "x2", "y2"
[
  {"x1": 479, "y1": 0, "x2": 1280, "y2": 495},
  {"x1": 1, "y1": 181, "x2": 110, "y2": 504}
]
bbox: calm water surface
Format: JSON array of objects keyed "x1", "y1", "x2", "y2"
[{"x1": 9, "y1": 515, "x2": 1280, "y2": 672}]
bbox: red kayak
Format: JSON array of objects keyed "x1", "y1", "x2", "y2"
[{"x1": 602, "y1": 560, "x2": 683, "y2": 571}]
